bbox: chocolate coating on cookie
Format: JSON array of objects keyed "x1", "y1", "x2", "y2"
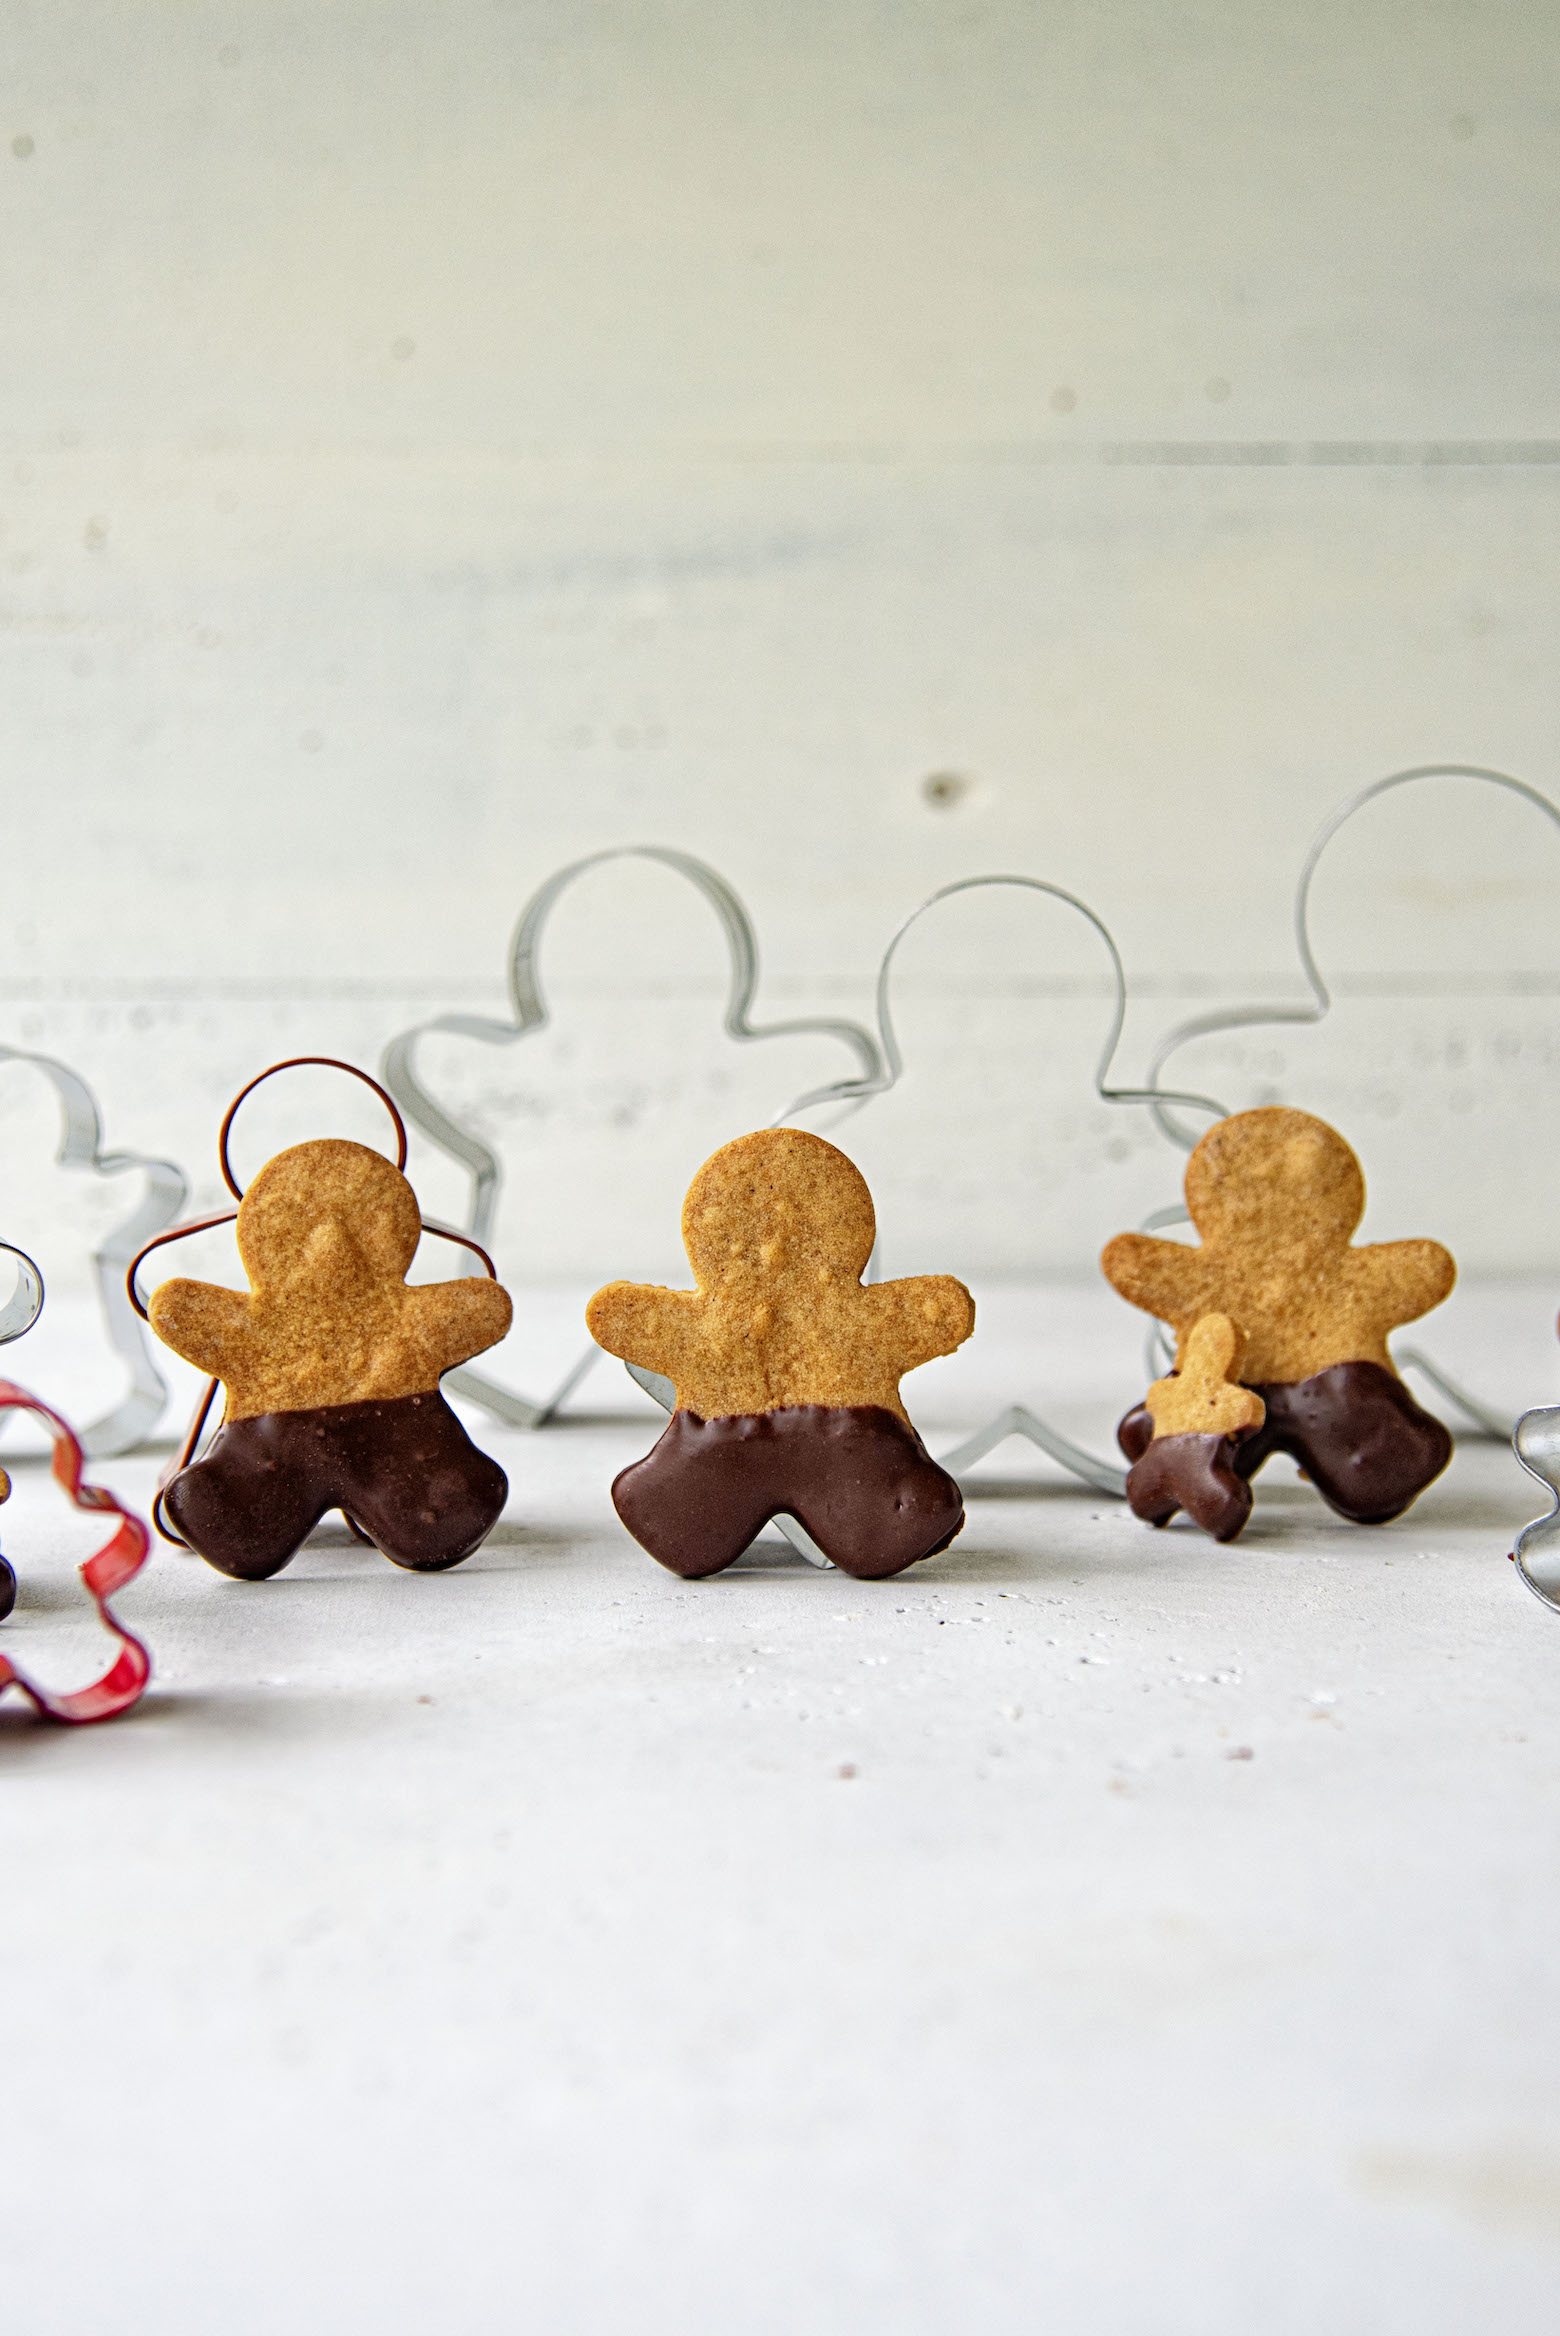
[
  {"x1": 163, "y1": 1390, "x2": 508, "y2": 1578},
  {"x1": 1119, "y1": 1360, "x2": 1450, "y2": 1525},
  {"x1": 611, "y1": 1404, "x2": 964, "y2": 1579},
  {"x1": 1126, "y1": 1432, "x2": 1255, "y2": 1542}
]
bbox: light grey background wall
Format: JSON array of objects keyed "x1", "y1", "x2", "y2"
[{"x1": 1, "y1": 2, "x2": 1557, "y2": 1341}]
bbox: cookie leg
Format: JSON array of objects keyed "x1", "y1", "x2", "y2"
[
  {"x1": 163, "y1": 1421, "x2": 329, "y2": 1579},
  {"x1": 0, "y1": 1550, "x2": 15, "y2": 1621},
  {"x1": 786, "y1": 1409, "x2": 965, "y2": 1580},
  {"x1": 333, "y1": 1393, "x2": 508, "y2": 1571},
  {"x1": 1253, "y1": 1363, "x2": 1453, "y2": 1525},
  {"x1": 611, "y1": 1414, "x2": 781, "y2": 1577},
  {"x1": 1126, "y1": 1434, "x2": 1253, "y2": 1543}
]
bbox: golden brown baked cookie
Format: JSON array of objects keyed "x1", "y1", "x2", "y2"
[
  {"x1": 147, "y1": 1137, "x2": 514, "y2": 1580},
  {"x1": 1141, "y1": 1314, "x2": 1265, "y2": 1442},
  {"x1": 587, "y1": 1127, "x2": 973, "y2": 1422},
  {"x1": 1101, "y1": 1107, "x2": 1455, "y2": 1381},
  {"x1": 586, "y1": 1128, "x2": 974, "y2": 1579},
  {"x1": 150, "y1": 1138, "x2": 512, "y2": 1421}
]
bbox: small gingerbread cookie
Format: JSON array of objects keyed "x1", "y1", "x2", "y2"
[
  {"x1": 149, "y1": 1138, "x2": 513, "y2": 1577},
  {"x1": 586, "y1": 1128, "x2": 974, "y2": 1578},
  {"x1": 1124, "y1": 1314, "x2": 1265, "y2": 1542},
  {"x1": 1105, "y1": 1108, "x2": 1454, "y2": 1524}
]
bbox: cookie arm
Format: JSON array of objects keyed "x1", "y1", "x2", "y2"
[
  {"x1": 147, "y1": 1278, "x2": 251, "y2": 1375},
  {"x1": 585, "y1": 1283, "x2": 699, "y2": 1377},
  {"x1": 862, "y1": 1275, "x2": 975, "y2": 1370},
  {"x1": 406, "y1": 1277, "x2": 515, "y2": 1374},
  {"x1": 1100, "y1": 1233, "x2": 1209, "y2": 1325},
  {"x1": 1354, "y1": 1238, "x2": 1457, "y2": 1327}
]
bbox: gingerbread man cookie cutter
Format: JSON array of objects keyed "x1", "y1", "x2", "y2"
[
  {"x1": 1512, "y1": 1406, "x2": 1560, "y2": 1612},
  {"x1": 128, "y1": 1057, "x2": 507, "y2": 1566},
  {"x1": 720, "y1": 874, "x2": 1229, "y2": 1511},
  {"x1": 0, "y1": 1382, "x2": 152, "y2": 1721},
  {"x1": 0, "y1": 1044, "x2": 187, "y2": 1455},
  {"x1": 1143, "y1": 764, "x2": 1560, "y2": 1437},
  {"x1": 379, "y1": 846, "x2": 883, "y2": 1437}
]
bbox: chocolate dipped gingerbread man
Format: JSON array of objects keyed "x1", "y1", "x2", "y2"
[
  {"x1": 149, "y1": 1139, "x2": 513, "y2": 1577},
  {"x1": 587, "y1": 1128, "x2": 974, "y2": 1578},
  {"x1": 1124, "y1": 1314, "x2": 1266, "y2": 1542},
  {"x1": 1104, "y1": 1107, "x2": 1455, "y2": 1524}
]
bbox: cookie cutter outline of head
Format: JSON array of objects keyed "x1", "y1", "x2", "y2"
[
  {"x1": 1141, "y1": 764, "x2": 1560, "y2": 1434},
  {"x1": 1512, "y1": 1406, "x2": 1560, "y2": 1613},
  {"x1": 628, "y1": 875, "x2": 1230, "y2": 1518},
  {"x1": 378, "y1": 846, "x2": 885, "y2": 1434},
  {"x1": 0, "y1": 1241, "x2": 44, "y2": 1350},
  {"x1": 125, "y1": 1055, "x2": 499, "y2": 1547},
  {"x1": 0, "y1": 1045, "x2": 188, "y2": 1456}
]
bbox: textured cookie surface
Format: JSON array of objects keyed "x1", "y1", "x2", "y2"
[
  {"x1": 1141, "y1": 1315, "x2": 1265, "y2": 1441},
  {"x1": 149, "y1": 1138, "x2": 513, "y2": 1421},
  {"x1": 586, "y1": 1127, "x2": 974, "y2": 1419},
  {"x1": 1101, "y1": 1107, "x2": 1455, "y2": 1382}
]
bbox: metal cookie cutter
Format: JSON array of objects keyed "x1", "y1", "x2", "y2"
[
  {"x1": 0, "y1": 1046, "x2": 187, "y2": 1455},
  {"x1": 0, "y1": 1380, "x2": 152, "y2": 1723},
  {"x1": 1512, "y1": 1406, "x2": 1560, "y2": 1612},
  {"x1": 751, "y1": 874, "x2": 1230, "y2": 1507},
  {"x1": 380, "y1": 846, "x2": 884, "y2": 1433},
  {"x1": 126, "y1": 1055, "x2": 499, "y2": 1547},
  {"x1": 1144, "y1": 764, "x2": 1560, "y2": 1435}
]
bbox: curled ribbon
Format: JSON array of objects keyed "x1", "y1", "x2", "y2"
[{"x1": 0, "y1": 1380, "x2": 152, "y2": 1723}]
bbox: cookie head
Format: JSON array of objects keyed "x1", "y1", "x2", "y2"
[
  {"x1": 681, "y1": 1128, "x2": 875, "y2": 1288},
  {"x1": 235, "y1": 1138, "x2": 423, "y2": 1288},
  {"x1": 1185, "y1": 1107, "x2": 1365, "y2": 1252}
]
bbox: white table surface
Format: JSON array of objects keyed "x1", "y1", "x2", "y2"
[{"x1": 3, "y1": 1283, "x2": 1559, "y2": 2335}]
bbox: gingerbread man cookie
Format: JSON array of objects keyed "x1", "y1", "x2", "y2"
[
  {"x1": 1124, "y1": 1314, "x2": 1265, "y2": 1542},
  {"x1": 586, "y1": 1128, "x2": 974, "y2": 1578},
  {"x1": 1104, "y1": 1107, "x2": 1455, "y2": 1524},
  {"x1": 149, "y1": 1139, "x2": 513, "y2": 1577}
]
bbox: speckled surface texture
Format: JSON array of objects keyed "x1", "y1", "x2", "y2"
[{"x1": 2, "y1": 1284, "x2": 1558, "y2": 2333}]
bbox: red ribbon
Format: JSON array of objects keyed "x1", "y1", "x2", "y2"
[{"x1": 0, "y1": 1379, "x2": 152, "y2": 1724}]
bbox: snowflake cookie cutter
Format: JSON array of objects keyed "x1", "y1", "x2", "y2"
[
  {"x1": 0, "y1": 1381, "x2": 152, "y2": 1721},
  {"x1": 1143, "y1": 764, "x2": 1560, "y2": 1437},
  {"x1": 379, "y1": 845, "x2": 884, "y2": 1433},
  {"x1": 0, "y1": 1043, "x2": 189, "y2": 1455}
]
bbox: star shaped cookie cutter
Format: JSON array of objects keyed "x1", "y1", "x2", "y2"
[
  {"x1": 0, "y1": 1045, "x2": 188, "y2": 1455},
  {"x1": 379, "y1": 846, "x2": 884, "y2": 1434},
  {"x1": 1143, "y1": 764, "x2": 1560, "y2": 1437}
]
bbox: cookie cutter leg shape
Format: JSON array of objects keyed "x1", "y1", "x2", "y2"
[
  {"x1": 0, "y1": 1380, "x2": 152, "y2": 1721},
  {"x1": 1512, "y1": 1405, "x2": 1560, "y2": 1612},
  {"x1": 0, "y1": 1045, "x2": 188, "y2": 1455},
  {"x1": 381, "y1": 847, "x2": 883, "y2": 1432},
  {"x1": 779, "y1": 875, "x2": 1227, "y2": 1500}
]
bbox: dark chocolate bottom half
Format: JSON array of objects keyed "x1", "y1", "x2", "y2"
[
  {"x1": 1117, "y1": 1359, "x2": 1451, "y2": 1526},
  {"x1": 163, "y1": 1391, "x2": 509, "y2": 1580},
  {"x1": 1126, "y1": 1433, "x2": 1254, "y2": 1542},
  {"x1": 0, "y1": 1551, "x2": 15, "y2": 1622},
  {"x1": 612, "y1": 1404, "x2": 965, "y2": 1581}
]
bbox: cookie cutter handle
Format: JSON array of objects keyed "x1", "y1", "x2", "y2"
[
  {"x1": 219, "y1": 1056, "x2": 409, "y2": 1199},
  {"x1": 0, "y1": 1243, "x2": 44, "y2": 1347}
]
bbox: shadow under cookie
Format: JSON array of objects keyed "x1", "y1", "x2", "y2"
[
  {"x1": 612, "y1": 1403, "x2": 965, "y2": 1580},
  {"x1": 163, "y1": 1389, "x2": 508, "y2": 1579}
]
